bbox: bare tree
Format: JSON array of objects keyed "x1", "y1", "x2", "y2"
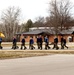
[
  {"x1": 35, "y1": 16, "x2": 45, "y2": 23},
  {"x1": 0, "y1": 24, "x2": 3, "y2": 32},
  {"x1": 19, "y1": 23, "x2": 26, "y2": 32},
  {"x1": 1, "y1": 7, "x2": 21, "y2": 41},
  {"x1": 48, "y1": 0, "x2": 73, "y2": 35},
  {"x1": 33, "y1": 16, "x2": 45, "y2": 27}
]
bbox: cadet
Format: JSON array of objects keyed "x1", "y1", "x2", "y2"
[
  {"x1": 29, "y1": 37, "x2": 35, "y2": 50},
  {"x1": 44, "y1": 36, "x2": 50, "y2": 50},
  {"x1": 36, "y1": 35, "x2": 40, "y2": 49},
  {"x1": 61, "y1": 36, "x2": 64, "y2": 49},
  {"x1": 63, "y1": 37, "x2": 68, "y2": 49},
  {"x1": 39, "y1": 35, "x2": 43, "y2": 50},
  {"x1": 0, "y1": 37, "x2": 3, "y2": 49},
  {"x1": 20, "y1": 36, "x2": 27, "y2": 50},
  {"x1": 12, "y1": 36, "x2": 17, "y2": 49},
  {"x1": 52, "y1": 36, "x2": 59, "y2": 50}
]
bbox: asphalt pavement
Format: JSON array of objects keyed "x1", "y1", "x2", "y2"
[{"x1": 0, "y1": 54, "x2": 74, "y2": 75}]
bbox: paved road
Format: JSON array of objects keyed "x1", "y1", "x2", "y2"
[{"x1": 0, "y1": 54, "x2": 74, "y2": 75}]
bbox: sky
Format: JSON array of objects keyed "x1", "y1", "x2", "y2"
[{"x1": 0, "y1": 0, "x2": 74, "y2": 23}]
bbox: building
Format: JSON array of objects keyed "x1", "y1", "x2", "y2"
[
  {"x1": 16, "y1": 26, "x2": 74, "y2": 42},
  {"x1": 16, "y1": 20, "x2": 74, "y2": 42}
]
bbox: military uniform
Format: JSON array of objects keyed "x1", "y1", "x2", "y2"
[
  {"x1": 37, "y1": 36, "x2": 40, "y2": 49},
  {"x1": 63, "y1": 38, "x2": 68, "y2": 49},
  {"x1": 12, "y1": 37, "x2": 17, "y2": 49},
  {"x1": 61, "y1": 37, "x2": 64, "y2": 49},
  {"x1": 29, "y1": 37, "x2": 35, "y2": 50},
  {"x1": 21, "y1": 38, "x2": 27, "y2": 50},
  {"x1": 44, "y1": 36, "x2": 50, "y2": 50},
  {"x1": 39, "y1": 36, "x2": 43, "y2": 50},
  {"x1": 53, "y1": 37, "x2": 59, "y2": 50}
]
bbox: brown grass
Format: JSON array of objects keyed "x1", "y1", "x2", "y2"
[{"x1": 0, "y1": 50, "x2": 74, "y2": 59}]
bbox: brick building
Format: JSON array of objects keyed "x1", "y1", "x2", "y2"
[{"x1": 16, "y1": 27, "x2": 74, "y2": 42}]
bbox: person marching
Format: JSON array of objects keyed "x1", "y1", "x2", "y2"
[
  {"x1": 0, "y1": 37, "x2": 3, "y2": 49},
  {"x1": 20, "y1": 36, "x2": 27, "y2": 50},
  {"x1": 61, "y1": 36, "x2": 64, "y2": 49},
  {"x1": 39, "y1": 35, "x2": 43, "y2": 50},
  {"x1": 44, "y1": 36, "x2": 50, "y2": 50},
  {"x1": 36, "y1": 35, "x2": 40, "y2": 49},
  {"x1": 52, "y1": 36, "x2": 59, "y2": 50},
  {"x1": 12, "y1": 36, "x2": 17, "y2": 49},
  {"x1": 63, "y1": 37, "x2": 68, "y2": 49},
  {"x1": 29, "y1": 37, "x2": 35, "y2": 50}
]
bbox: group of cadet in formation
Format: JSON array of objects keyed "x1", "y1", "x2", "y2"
[{"x1": 0, "y1": 35, "x2": 68, "y2": 50}]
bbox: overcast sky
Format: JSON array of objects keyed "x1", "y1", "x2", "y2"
[{"x1": 0, "y1": 0, "x2": 74, "y2": 22}]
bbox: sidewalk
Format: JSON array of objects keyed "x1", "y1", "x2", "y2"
[
  {"x1": 1, "y1": 42, "x2": 74, "y2": 49},
  {"x1": 2, "y1": 42, "x2": 74, "y2": 46}
]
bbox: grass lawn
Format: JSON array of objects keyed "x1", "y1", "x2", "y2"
[{"x1": 0, "y1": 50, "x2": 74, "y2": 59}]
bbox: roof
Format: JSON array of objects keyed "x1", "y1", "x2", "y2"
[
  {"x1": 60, "y1": 30, "x2": 73, "y2": 35},
  {"x1": 16, "y1": 29, "x2": 74, "y2": 35},
  {"x1": 16, "y1": 29, "x2": 53, "y2": 35},
  {"x1": 23, "y1": 30, "x2": 42, "y2": 35},
  {"x1": 23, "y1": 29, "x2": 51, "y2": 35}
]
